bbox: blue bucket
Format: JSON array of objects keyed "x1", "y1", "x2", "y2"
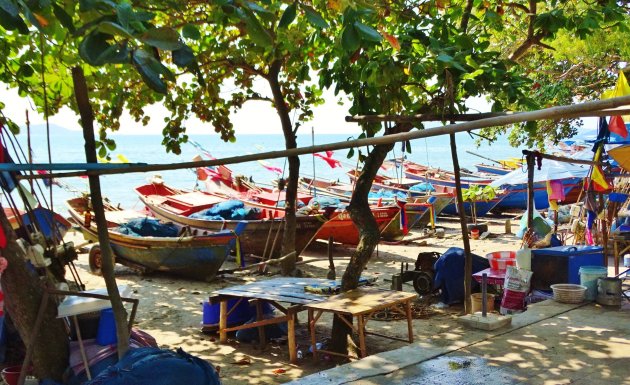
[
  {"x1": 579, "y1": 266, "x2": 608, "y2": 301},
  {"x1": 96, "y1": 308, "x2": 117, "y2": 346}
]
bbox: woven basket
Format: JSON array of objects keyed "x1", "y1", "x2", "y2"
[{"x1": 550, "y1": 284, "x2": 587, "y2": 304}]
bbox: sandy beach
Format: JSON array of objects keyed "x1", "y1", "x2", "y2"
[{"x1": 65, "y1": 218, "x2": 521, "y2": 384}]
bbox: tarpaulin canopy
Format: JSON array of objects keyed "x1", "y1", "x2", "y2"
[{"x1": 490, "y1": 159, "x2": 590, "y2": 186}]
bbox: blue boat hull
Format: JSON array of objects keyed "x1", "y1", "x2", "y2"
[
  {"x1": 475, "y1": 164, "x2": 512, "y2": 175},
  {"x1": 495, "y1": 179, "x2": 581, "y2": 210}
]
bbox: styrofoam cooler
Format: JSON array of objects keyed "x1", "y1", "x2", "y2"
[{"x1": 486, "y1": 251, "x2": 516, "y2": 271}]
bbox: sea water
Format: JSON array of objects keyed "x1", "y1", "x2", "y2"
[{"x1": 12, "y1": 126, "x2": 520, "y2": 213}]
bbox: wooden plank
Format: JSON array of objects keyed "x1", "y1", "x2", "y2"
[
  {"x1": 219, "y1": 300, "x2": 228, "y2": 343},
  {"x1": 211, "y1": 289, "x2": 321, "y2": 305},
  {"x1": 287, "y1": 309, "x2": 297, "y2": 364},
  {"x1": 223, "y1": 315, "x2": 289, "y2": 333},
  {"x1": 212, "y1": 278, "x2": 332, "y2": 304},
  {"x1": 304, "y1": 288, "x2": 416, "y2": 315}
]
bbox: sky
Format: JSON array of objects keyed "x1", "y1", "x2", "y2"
[{"x1": 0, "y1": 83, "x2": 499, "y2": 137}]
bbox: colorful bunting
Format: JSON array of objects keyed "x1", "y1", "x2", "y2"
[{"x1": 257, "y1": 160, "x2": 283, "y2": 175}]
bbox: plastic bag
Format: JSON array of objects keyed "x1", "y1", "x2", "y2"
[{"x1": 500, "y1": 266, "x2": 533, "y2": 315}]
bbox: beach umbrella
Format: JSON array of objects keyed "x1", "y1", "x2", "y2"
[
  {"x1": 608, "y1": 145, "x2": 630, "y2": 172},
  {"x1": 490, "y1": 158, "x2": 590, "y2": 187}
]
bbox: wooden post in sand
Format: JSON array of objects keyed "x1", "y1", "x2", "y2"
[
  {"x1": 449, "y1": 133, "x2": 473, "y2": 314},
  {"x1": 525, "y1": 151, "x2": 535, "y2": 230}
]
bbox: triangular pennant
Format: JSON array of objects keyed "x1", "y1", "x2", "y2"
[
  {"x1": 609, "y1": 116, "x2": 628, "y2": 138},
  {"x1": 590, "y1": 166, "x2": 610, "y2": 191}
]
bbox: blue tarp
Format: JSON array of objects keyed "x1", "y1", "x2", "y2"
[
  {"x1": 433, "y1": 247, "x2": 490, "y2": 305},
  {"x1": 85, "y1": 347, "x2": 221, "y2": 385},
  {"x1": 368, "y1": 189, "x2": 407, "y2": 200},
  {"x1": 116, "y1": 218, "x2": 179, "y2": 237},
  {"x1": 189, "y1": 200, "x2": 260, "y2": 220},
  {"x1": 308, "y1": 196, "x2": 342, "y2": 209},
  {"x1": 409, "y1": 182, "x2": 436, "y2": 192}
]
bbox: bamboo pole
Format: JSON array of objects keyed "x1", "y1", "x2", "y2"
[
  {"x1": 449, "y1": 133, "x2": 473, "y2": 314},
  {"x1": 521, "y1": 150, "x2": 603, "y2": 166},
  {"x1": 72, "y1": 67, "x2": 129, "y2": 359},
  {"x1": 15, "y1": 95, "x2": 630, "y2": 180},
  {"x1": 346, "y1": 108, "x2": 630, "y2": 123},
  {"x1": 526, "y1": 152, "x2": 535, "y2": 230}
]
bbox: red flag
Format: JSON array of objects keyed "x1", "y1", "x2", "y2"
[
  {"x1": 314, "y1": 153, "x2": 342, "y2": 168},
  {"x1": 609, "y1": 116, "x2": 628, "y2": 138}
]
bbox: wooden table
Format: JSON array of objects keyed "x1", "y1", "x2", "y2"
[
  {"x1": 209, "y1": 278, "x2": 330, "y2": 364},
  {"x1": 304, "y1": 287, "x2": 417, "y2": 360},
  {"x1": 612, "y1": 233, "x2": 630, "y2": 275}
]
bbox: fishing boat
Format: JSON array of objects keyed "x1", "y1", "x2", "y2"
[
  {"x1": 314, "y1": 205, "x2": 401, "y2": 245},
  {"x1": 67, "y1": 196, "x2": 236, "y2": 282},
  {"x1": 5, "y1": 206, "x2": 71, "y2": 242},
  {"x1": 135, "y1": 182, "x2": 326, "y2": 258},
  {"x1": 474, "y1": 163, "x2": 514, "y2": 175}
]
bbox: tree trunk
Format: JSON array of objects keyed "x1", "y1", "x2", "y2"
[
  {"x1": 329, "y1": 138, "x2": 395, "y2": 356},
  {"x1": 72, "y1": 67, "x2": 130, "y2": 358},
  {"x1": 0, "y1": 212, "x2": 68, "y2": 380},
  {"x1": 267, "y1": 62, "x2": 298, "y2": 275}
]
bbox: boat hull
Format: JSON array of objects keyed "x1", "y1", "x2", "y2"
[
  {"x1": 137, "y1": 187, "x2": 325, "y2": 258},
  {"x1": 67, "y1": 197, "x2": 234, "y2": 282},
  {"x1": 315, "y1": 206, "x2": 399, "y2": 245}
]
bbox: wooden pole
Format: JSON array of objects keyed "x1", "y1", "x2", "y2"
[
  {"x1": 526, "y1": 152, "x2": 535, "y2": 230},
  {"x1": 449, "y1": 133, "x2": 473, "y2": 314},
  {"x1": 71, "y1": 67, "x2": 130, "y2": 359},
  {"x1": 345, "y1": 108, "x2": 630, "y2": 123},
  {"x1": 521, "y1": 150, "x2": 602, "y2": 166},
  {"x1": 16, "y1": 95, "x2": 630, "y2": 180}
]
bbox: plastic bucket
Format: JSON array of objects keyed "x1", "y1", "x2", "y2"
[
  {"x1": 579, "y1": 266, "x2": 607, "y2": 301},
  {"x1": 470, "y1": 293, "x2": 495, "y2": 313},
  {"x1": 1, "y1": 366, "x2": 31, "y2": 385},
  {"x1": 96, "y1": 308, "x2": 117, "y2": 346}
]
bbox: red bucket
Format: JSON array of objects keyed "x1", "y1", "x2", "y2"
[{"x1": 1, "y1": 366, "x2": 31, "y2": 385}]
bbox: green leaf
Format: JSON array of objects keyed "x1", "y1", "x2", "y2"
[
  {"x1": 141, "y1": 27, "x2": 183, "y2": 51},
  {"x1": 347, "y1": 147, "x2": 355, "y2": 159},
  {"x1": 240, "y1": 10, "x2": 273, "y2": 47},
  {"x1": 182, "y1": 24, "x2": 201, "y2": 40},
  {"x1": 16, "y1": 64, "x2": 34, "y2": 77},
  {"x1": 79, "y1": 31, "x2": 111, "y2": 65},
  {"x1": 172, "y1": 45, "x2": 195, "y2": 67},
  {"x1": 116, "y1": 2, "x2": 132, "y2": 29},
  {"x1": 0, "y1": 8, "x2": 29, "y2": 33},
  {"x1": 354, "y1": 21, "x2": 382, "y2": 42},
  {"x1": 132, "y1": 49, "x2": 167, "y2": 94},
  {"x1": 302, "y1": 5, "x2": 328, "y2": 29},
  {"x1": 97, "y1": 21, "x2": 134, "y2": 39},
  {"x1": 98, "y1": 145, "x2": 107, "y2": 158},
  {"x1": 244, "y1": 1, "x2": 270, "y2": 14},
  {"x1": 341, "y1": 25, "x2": 360, "y2": 52},
  {"x1": 278, "y1": 3, "x2": 296, "y2": 28},
  {"x1": 52, "y1": 2, "x2": 75, "y2": 33},
  {"x1": 0, "y1": 0, "x2": 18, "y2": 17}
]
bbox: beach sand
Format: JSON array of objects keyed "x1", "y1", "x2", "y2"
[{"x1": 65, "y1": 217, "x2": 521, "y2": 384}]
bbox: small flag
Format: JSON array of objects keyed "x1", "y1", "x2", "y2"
[
  {"x1": 314, "y1": 152, "x2": 342, "y2": 168},
  {"x1": 609, "y1": 116, "x2": 628, "y2": 138},
  {"x1": 257, "y1": 160, "x2": 283, "y2": 175}
]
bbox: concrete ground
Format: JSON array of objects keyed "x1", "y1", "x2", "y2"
[{"x1": 287, "y1": 299, "x2": 630, "y2": 385}]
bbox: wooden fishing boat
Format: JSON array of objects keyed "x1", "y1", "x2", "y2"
[
  {"x1": 315, "y1": 205, "x2": 400, "y2": 245},
  {"x1": 135, "y1": 183, "x2": 326, "y2": 258},
  {"x1": 5, "y1": 206, "x2": 71, "y2": 242},
  {"x1": 474, "y1": 163, "x2": 514, "y2": 175},
  {"x1": 66, "y1": 196, "x2": 236, "y2": 282}
]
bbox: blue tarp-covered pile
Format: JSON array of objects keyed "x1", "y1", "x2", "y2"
[
  {"x1": 85, "y1": 347, "x2": 221, "y2": 385},
  {"x1": 116, "y1": 218, "x2": 179, "y2": 237},
  {"x1": 189, "y1": 200, "x2": 260, "y2": 221},
  {"x1": 308, "y1": 196, "x2": 343, "y2": 209},
  {"x1": 433, "y1": 247, "x2": 490, "y2": 304}
]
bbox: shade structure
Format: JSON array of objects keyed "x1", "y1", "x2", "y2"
[
  {"x1": 608, "y1": 144, "x2": 630, "y2": 172},
  {"x1": 490, "y1": 158, "x2": 590, "y2": 187}
]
